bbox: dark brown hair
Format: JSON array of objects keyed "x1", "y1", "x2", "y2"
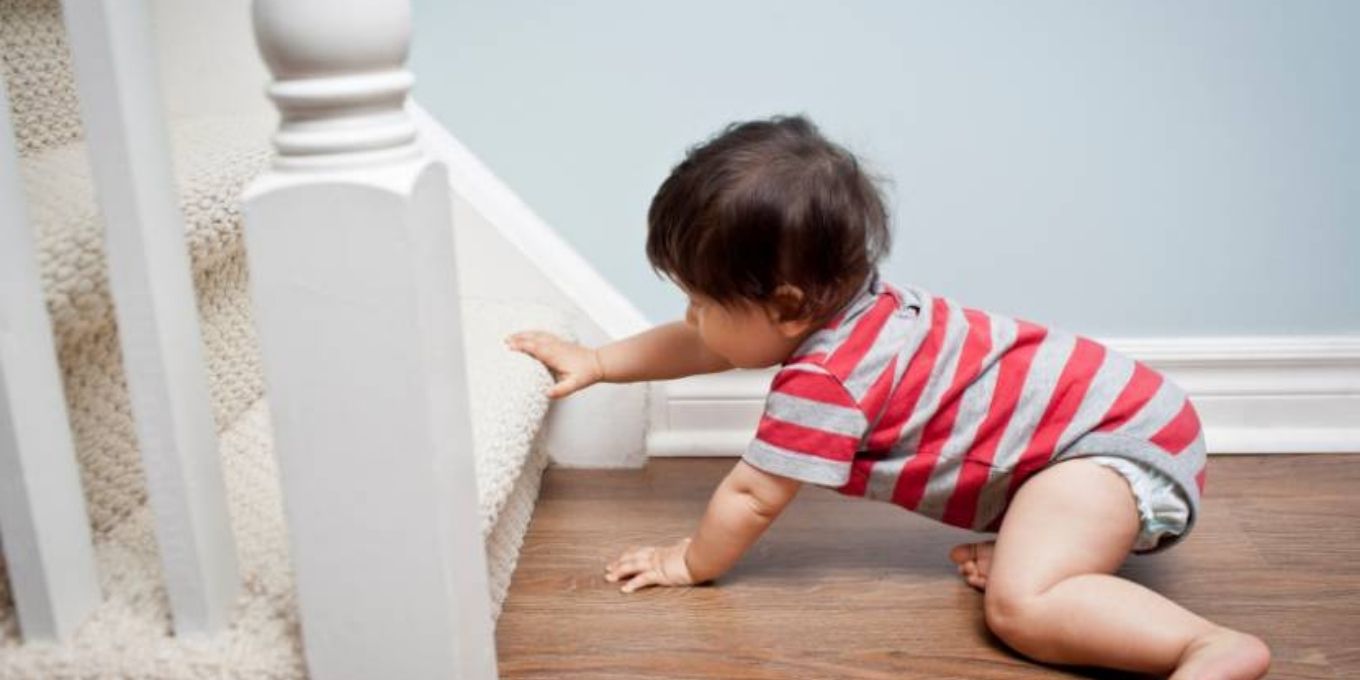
[{"x1": 646, "y1": 114, "x2": 892, "y2": 325}]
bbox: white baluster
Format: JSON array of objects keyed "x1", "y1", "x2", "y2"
[
  {"x1": 61, "y1": 0, "x2": 239, "y2": 634},
  {"x1": 0, "y1": 72, "x2": 102, "y2": 644},
  {"x1": 243, "y1": 1, "x2": 497, "y2": 678}
]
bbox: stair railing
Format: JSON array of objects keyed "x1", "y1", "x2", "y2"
[
  {"x1": 243, "y1": 0, "x2": 498, "y2": 678},
  {"x1": 0, "y1": 66, "x2": 102, "y2": 644},
  {"x1": 2, "y1": 0, "x2": 240, "y2": 641},
  {"x1": 1, "y1": 0, "x2": 498, "y2": 675}
]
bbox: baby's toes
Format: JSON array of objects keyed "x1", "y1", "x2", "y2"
[
  {"x1": 954, "y1": 560, "x2": 987, "y2": 591},
  {"x1": 948, "y1": 543, "x2": 975, "y2": 567},
  {"x1": 965, "y1": 571, "x2": 988, "y2": 591},
  {"x1": 972, "y1": 541, "x2": 996, "y2": 576}
]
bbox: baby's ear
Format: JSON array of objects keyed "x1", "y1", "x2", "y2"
[
  {"x1": 765, "y1": 283, "x2": 802, "y2": 317},
  {"x1": 768, "y1": 284, "x2": 813, "y2": 337}
]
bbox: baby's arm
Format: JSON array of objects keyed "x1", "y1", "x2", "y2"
[
  {"x1": 506, "y1": 320, "x2": 731, "y2": 399},
  {"x1": 605, "y1": 460, "x2": 802, "y2": 592},
  {"x1": 684, "y1": 460, "x2": 803, "y2": 582},
  {"x1": 595, "y1": 320, "x2": 733, "y2": 382}
]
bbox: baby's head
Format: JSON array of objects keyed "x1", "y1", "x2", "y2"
[{"x1": 646, "y1": 114, "x2": 892, "y2": 368}]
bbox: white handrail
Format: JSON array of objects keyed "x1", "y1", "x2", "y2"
[
  {"x1": 0, "y1": 71, "x2": 102, "y2": 644},
  {"x1": 244, "y1": 0, "x2": 497, "y2": 677},
  {"x1": 61, "y1": 0, "x2": 239, "y2": 635}
]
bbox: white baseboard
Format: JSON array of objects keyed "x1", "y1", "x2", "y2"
[{"x1": 647, "y1": 335, "x2": 1360, "y2": 456}]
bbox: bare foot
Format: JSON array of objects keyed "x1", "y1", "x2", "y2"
[
  {"x1": 948, "y1": 541, "x2": 995, "y2": 591},
  {"x1": 1172, "y1": 628, "x2": 1271, "y2": 680}
]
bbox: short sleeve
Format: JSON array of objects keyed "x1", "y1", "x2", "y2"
[{"x1": 741, "y1": 365, "x2": 869, "y2": 487}]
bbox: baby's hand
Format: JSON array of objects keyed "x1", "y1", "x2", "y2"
[
  {"x1": 504, "y1": 330, "x2": 606, "y2": 399},
  {"x1": 604, "y1": 537, "x2": 694, "y2": 593}
]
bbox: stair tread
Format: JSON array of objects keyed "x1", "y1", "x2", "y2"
[
  {"x1": 20, "y1": 117, "x2": 278, "y2": 540},
  {"x1": 462, "y1": 297, "x2": 571, "y2": 528},
  {"x1": 19, "y1": 115, "x2": 276, "y2": 349}
]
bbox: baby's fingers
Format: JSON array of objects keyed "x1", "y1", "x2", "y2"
[
  {"x1": 505, "y1": 331, "x2": 555, "y2": 355},
  {"x1": 506, "y1": 330, "x2": 563, "y2": 349},
  {"x1": 604, "y1": 549, "x2": 649, "y2": 581},
  {"x1": 504, "y1": 334, "x2": 538, "y2": 355},
  {"x1": 545, "y1": 375, "x2": 588, "y2": 399},
  {"x1": 621, "y1": 571, "x2": 659, "y2": 594},
  {"x1": 509, "y1": 345, "x2": 562, "y2": 376},
  {"x1": 605, "y1": 545, "x2": 639, "y2": 570}
]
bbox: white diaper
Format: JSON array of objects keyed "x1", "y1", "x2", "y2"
[{"x1": 1086, "y1": 454, "x2": 1192, "y2": 553}]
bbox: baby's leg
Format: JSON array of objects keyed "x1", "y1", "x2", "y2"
[{"x1": 978, "y1": 458, "x2": 1270, "y2": 679}]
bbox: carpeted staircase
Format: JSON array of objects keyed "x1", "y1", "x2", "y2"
[{"x1": 0, "y1": 1, "x2": 563, "y2": 676}]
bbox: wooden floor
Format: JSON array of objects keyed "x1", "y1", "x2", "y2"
[{"x1": 496, "y1": 455, "x2": 1360, "y2": 679}]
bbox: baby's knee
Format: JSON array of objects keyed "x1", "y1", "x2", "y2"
[{"x1": 983, "y1": 588, "x2": 1049, "y2": 653}]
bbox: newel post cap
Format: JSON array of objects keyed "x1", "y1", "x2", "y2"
[{"x1": 251, "y1": 0, "x2": 421, "y2": 169}]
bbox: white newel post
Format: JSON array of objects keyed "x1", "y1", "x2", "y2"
[
  {"x1": 0, "y1": 74, "x2": 101, "y2": 642},
  {"x1": 243, "y1": 2, "x2": 498, "y2": 679}
]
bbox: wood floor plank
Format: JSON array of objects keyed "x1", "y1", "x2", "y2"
[{"x1": 497, "y1": 456, "x2": 1358, "y2": 679}]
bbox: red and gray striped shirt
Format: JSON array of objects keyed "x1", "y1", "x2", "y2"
[{"x1": 743, "y1": 270, "x2": 1208, "y2": 536}]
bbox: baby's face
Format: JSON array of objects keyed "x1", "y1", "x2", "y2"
[{"x1": 683, "y1": 289, "x2": 815, "y2": 369}]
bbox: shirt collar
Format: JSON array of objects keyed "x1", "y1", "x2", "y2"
[
  {"x1": 785, "y1": 269, "x2": 883, "y2": 363},
  {"x1": 830, "y1": 268, "x2": 882, "y2": 326}
]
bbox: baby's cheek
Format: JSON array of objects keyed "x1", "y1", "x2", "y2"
[
  {"x1": 693, "y1": 329, "x2": 724, "y2": 356},
  {"x1": 698, "y1": 329, "x2": 732, "y2": 360},
  {"x1": 719, "y1": 334, "x2": 758, "y2": 367}
]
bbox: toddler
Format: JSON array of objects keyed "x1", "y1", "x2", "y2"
[{"x1": 506, "y1": 115, "x2": 1270, "y2": 679}]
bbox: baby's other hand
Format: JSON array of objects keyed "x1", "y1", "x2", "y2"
[
  {"x1": 604, "y1": 537, "x2": 694, "y2": 593},
  {"x1": 504, "y1": 330, "x2": 605, "y2": 399}
]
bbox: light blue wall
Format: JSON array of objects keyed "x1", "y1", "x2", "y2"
[{"x1": 411, "y1": 1, "x2": 1359, "y2": 337}]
